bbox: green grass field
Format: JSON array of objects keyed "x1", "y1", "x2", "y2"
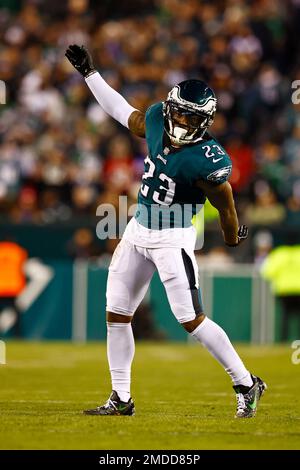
[{"x1": 0, "y1": 341, "x2": 299, "y2": 450}]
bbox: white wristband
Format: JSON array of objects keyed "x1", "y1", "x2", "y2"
[{"x1": 85, "y1": 71, "x2": 137, "y2": 128}]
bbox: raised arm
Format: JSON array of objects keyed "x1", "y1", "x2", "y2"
[
  {"x1": 196, "y1": 180, "x2": 248, "y2": 246},
  {"x1": 65, "y1": 45, "x2": 146, "y2": 137}
]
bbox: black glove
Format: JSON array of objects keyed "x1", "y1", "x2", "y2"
[
  {"x1": 225, "y1": 225, "x2": 249, "y2": 247},
  {"x1": 65, "y1": 44, "x2": 95, "y2": 77}
]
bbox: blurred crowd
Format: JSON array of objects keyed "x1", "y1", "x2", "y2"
[{"x1": 0, "y1": 0, "x2": 300, "y2": 260}]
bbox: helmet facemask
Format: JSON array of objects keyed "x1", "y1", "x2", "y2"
[{"x1": 163, "y1": 83, "x2": 217, "y2": 146}]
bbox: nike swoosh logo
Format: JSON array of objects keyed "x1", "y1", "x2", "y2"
[
  {"x1": 248, "y1": 397, "x2": 257, "y2": 410},
  {"x1": 213, "y1": 158, "x2": 223, "y2": 163},
  {"x1": 118, "y1": 404, "x2": 129, "y2": 411}
]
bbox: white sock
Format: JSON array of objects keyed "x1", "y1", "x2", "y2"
[
  {"x1": 190, "y1": 317, "x2": 253, "y2": 387},
  {"x1": 107, "y1": 322, "x2": 135, "y2": 402}
]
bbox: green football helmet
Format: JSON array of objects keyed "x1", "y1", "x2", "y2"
[{"x1": 163, "y1": 79, "x2": 217, "y2": 145}]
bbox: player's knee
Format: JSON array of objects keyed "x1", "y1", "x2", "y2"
[
  {"x1": 181, "y1": 313, "x2": 205, "y2": 333},
  {"x1": 106, "y1": 311, "x2": 133, "y2": 323}
]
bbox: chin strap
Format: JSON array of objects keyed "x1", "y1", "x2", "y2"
[
  {"x1": 173, "y1": 126, "x2": 188, "y2": 141},
  {"x1": 168, "y1": 117, "x2": 206, "y2": 144}
]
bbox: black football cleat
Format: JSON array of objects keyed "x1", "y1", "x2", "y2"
[
  {"x1": 233, "y1": 374, "x2": 267, "y2": 418},
  {"x1": 83, "y1": 391, "x2": 135, "y2": 416}
]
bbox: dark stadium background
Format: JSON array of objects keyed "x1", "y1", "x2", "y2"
[{"x1": 0, "y1": 0, "x2": 299, "y2": 342}]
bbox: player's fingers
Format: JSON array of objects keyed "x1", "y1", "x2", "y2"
[
  {"x1": 65, "y1": 51, "x2": 76, "y2": 62},
  {"x1": 66, "y1": 48, "x2": 82, "y2": 60},
  {"x1": 242, "y1": 225, "x2": 249, "y2": 237},
  {"x1": 69, "y1": 44, "x2": 81, "y2": 53},
  {"x1": 238, "y1": 225, "x2": 248, "y2": 239}
]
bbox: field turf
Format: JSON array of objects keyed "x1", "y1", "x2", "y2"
[{"x1": 0, "y1": 341, "x2": 299, "y2": 450}]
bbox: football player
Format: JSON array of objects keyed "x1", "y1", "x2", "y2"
[{"x1": 65, "y1": 45, "x2": 267, "y2": 418}]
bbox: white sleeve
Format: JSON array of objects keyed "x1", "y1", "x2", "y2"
[{"x1": 85, "y1": 71, "x2": 137, "y2": 128}]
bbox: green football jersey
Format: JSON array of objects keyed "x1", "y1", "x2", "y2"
[{"x1": 135, "y1": 102, "x2": 232, "y2": 229}]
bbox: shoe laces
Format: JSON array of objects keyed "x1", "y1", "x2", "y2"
[
  {"x1": 236, "y1": 392, "x2": 246, "y2": 413},
  {"x1": 103, "y1": 397, "x2": 118, "y2": 410}
]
